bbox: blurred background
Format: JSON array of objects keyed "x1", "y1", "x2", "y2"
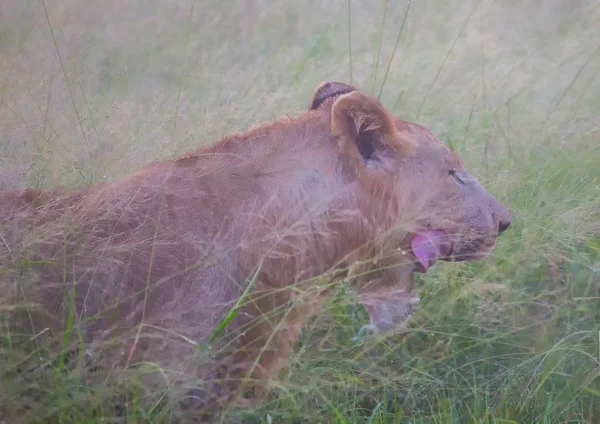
[
  {"x1": 1, "y1": 0, "x2": 596, "y2": 189},
  {"x1": 1, "y1": 0, "x2": 599, "y2": 422}
]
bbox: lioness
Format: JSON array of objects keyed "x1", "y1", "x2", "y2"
[{"x1": 0, "y1": 81, "x2": 510, "y2": 418}]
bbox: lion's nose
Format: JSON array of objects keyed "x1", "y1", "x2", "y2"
[
  {"x1": 490, "y1": 198, "x2": 511, "y2": 235},
  {"x1": 498, "y1": 219, "x2": 511, "y2": 235}
]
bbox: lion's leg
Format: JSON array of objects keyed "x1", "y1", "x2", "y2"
[
  {"x1": 181, "y1": 286, "x2": 308, "y2": 412},
  {"x1": 349, "y1": 253, "x2": 419, "y2": 335}
]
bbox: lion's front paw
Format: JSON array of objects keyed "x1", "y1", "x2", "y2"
[{"x1": 359, "y1": 294, "x2": 420, "y2": 334}]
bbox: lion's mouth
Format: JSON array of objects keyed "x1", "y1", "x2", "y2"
[
  {"x1": 410, "y1": 230, "x2": 453, "y2": 273},
  {"x1": 410, "y1": 231, "x2": 498, "y2": 271}
]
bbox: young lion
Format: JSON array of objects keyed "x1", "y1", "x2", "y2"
[{"x1": 0, "y1": 81, "x2": 510, "y2": 418}]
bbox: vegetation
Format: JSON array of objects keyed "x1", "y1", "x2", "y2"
[{"x1": 1, "y1": 0, "x2": 599, "y2": 422}]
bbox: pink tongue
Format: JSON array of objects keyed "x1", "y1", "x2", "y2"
[{"x1": 411, "y1": 230, "x2": 451, "y2": 273}]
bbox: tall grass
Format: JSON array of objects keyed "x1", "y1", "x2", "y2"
[{"x1": 1, "y1": 0, "x2": 599, "y2": 422}]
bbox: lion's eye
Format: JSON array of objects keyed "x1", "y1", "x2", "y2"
[{"x1": 449, "y1": 170, "x2": 466, "y2": 185}]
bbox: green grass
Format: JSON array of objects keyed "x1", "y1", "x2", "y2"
[{"x1": 1, "y1": 0, "x2": 600, "y2": 422}]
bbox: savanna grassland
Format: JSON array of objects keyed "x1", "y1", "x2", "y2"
[{"x1": 1, "y1": 0, "x2": 600, "y2": 422}]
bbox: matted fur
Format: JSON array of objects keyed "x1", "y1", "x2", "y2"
[{"x1": 0, "y1": 81, "x2": 510, "y2": 420}]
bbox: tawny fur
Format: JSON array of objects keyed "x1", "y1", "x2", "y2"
[{"x1": 0, "y1": 82, "x2": 510, "y2": 419}]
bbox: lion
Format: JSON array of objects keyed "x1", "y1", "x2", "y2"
[{"x1": 0, "y1": 81, "x2": 510, "y2": 420}]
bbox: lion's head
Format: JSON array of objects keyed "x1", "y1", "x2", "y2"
[
  {"x1": 310, "y1": 81, "x2": 511, "y2": 331},
  {"x1": 392, "y1": 113, "x2": 512, "y2": 269}
]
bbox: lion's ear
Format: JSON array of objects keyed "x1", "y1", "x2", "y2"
[
  {"x1": 331, "y1": 91, "x2": 414, "y2": 165},
  {"x1": 310, "y1": 81, "x2": 357, "y2": 110}
]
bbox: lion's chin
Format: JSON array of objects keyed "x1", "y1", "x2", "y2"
[{"x1": 442, "y1": 241, "x2": 497, "y2": 262}]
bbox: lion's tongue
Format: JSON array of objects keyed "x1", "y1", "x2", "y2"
[{"x1": 411, "y1": 230, "x2": 451, "y2": 273}]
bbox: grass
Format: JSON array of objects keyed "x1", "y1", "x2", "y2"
[{"x1": 1, "y1": 0, "x2": 600, "y2": 422}]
